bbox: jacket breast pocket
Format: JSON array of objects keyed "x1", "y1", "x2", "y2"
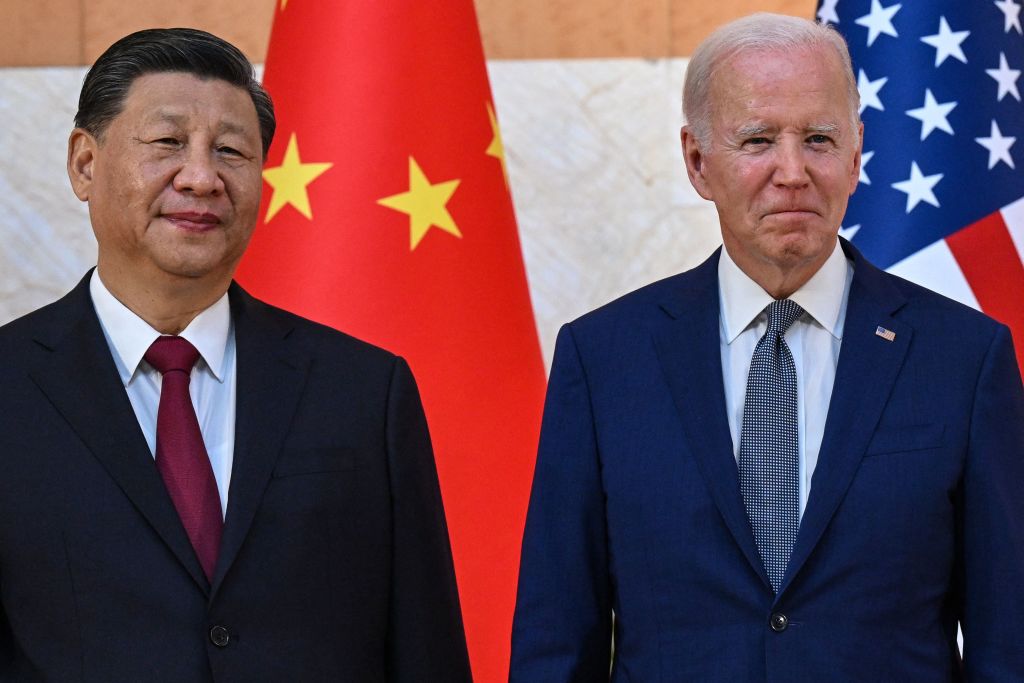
[
  {"x1": 864, "y1": 423, "x2": 945, "y2": 457},
  {"x1": 273, "y1": 447, "x2": 358, "y2": 477}
]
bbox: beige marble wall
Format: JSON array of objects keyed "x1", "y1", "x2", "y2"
[
  {"x1": 0, "y1": 59, "x2": 724, "y2": 368},
  {"x1": 0, "y1": 0, "x2": 817, "y2": 66},
  {"x1": 492, "y1": 58, "x2": 721, "y2": 361},
  {"x1": 0, "y1": 68, "x2": 96, "y2": 314}
]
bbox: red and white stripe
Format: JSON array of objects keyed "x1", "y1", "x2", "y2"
[{"x1": 887, "y1": 196, "x2": 1024, "y2": 369}]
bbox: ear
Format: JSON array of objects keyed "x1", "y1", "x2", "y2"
[
  {"x1": 67, "y1": 128, "x2": 98, "y2": 201},
  {"x1": 681, "y1": 126, "x2": 713, "y2": 201},
  {"x1": 848, "y1": 121, "x2": 865, "y2": 195}
]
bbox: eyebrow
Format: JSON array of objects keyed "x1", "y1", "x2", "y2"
[
  {"x1": 733, "y1": 122, "x2": 842, "y2": 138},
  {"x1": 807, "y1": 123, "x2": 841, "y2": 135},
  {"x1": 145, "y1": 111, "x2": 250, "y2": 136},
  {"x1": 735, "y1": 123, "x2": 772, "y2": 138},
  {"x1": 144, "y1": 111, "x2": 184, "y2": 126}
]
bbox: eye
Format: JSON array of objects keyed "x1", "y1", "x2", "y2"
[
  {"x1": 153, "y1": 137, "x2": 182, "y2": 147},
  {"x1": 744, "y1": 136, "x2": 771, "y2": 147},
  {"x1": 807, "y1": 134, "x2": 833, "y2": 145},
  {"x1": 217, "y1": 145, "x2": 243, "y2": 156}
]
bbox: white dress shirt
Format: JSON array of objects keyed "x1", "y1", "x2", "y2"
[
  {"x1": 718, "y1": 241, "x2": 853, "y2": 518},
  {"x1": 89, "y1": 270, "x2": 236, "y2": 517}
]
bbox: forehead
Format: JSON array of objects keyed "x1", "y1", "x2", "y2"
[
  {"x1": 115, "y1": 72, "x2": 258, "y2": 131},
  {"x1": 709, "y1": 46, "x2": 851, "y2": 127}
]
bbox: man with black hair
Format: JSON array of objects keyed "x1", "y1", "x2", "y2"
[{"x1": 0, "y1": 28, "x2": 470, "y2": 682}]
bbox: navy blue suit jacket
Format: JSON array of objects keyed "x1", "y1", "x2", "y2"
[
  {"x1": 0, "y1": 273, "x2": 471, "y2": 682},
  {"x1": 511, "y1": 240, "x2": 1024, "y2": 681}
]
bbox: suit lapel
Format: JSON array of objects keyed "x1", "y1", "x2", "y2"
[
  {"x1": 28, "y1": 273, "x2": 210, "y2": 592},
  {"x1": 653, "y1": 251, "x2": 772, "y2": 590},
  {"x1": 211, "y1": 284, "x2": 310, "y2": 594},
  {"x1": 778, "y1": 242, "x2": 911, "y2": 596}
]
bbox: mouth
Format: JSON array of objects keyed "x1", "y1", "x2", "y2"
[
  {"x1": 760, "y1": 209, "x2": 823, "y2": 226},
  {"x1": 763, "y1": 208, "x2": 819, "y2": 218},
  {"x1": 161, "y1": 211, "x2": 221, "y2": 232}
]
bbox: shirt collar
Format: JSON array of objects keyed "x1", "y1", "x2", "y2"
[
  {"x1": 89, "y1": 269, "x2": 232, "y2": 386},
  {"x1": 718, "y1": 240, "x2": 850, "y2": 344}
]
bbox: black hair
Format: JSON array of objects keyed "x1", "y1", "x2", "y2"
[{"x1": 75, "y1": 27, "x2": 275, "y2": 156}]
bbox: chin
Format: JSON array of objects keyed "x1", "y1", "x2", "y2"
[
  {"x1": 154, "y1": 256, "x2": 230, "y2": 281},
  {"x1": 773, "y1": 237, "x2": 833, "y2": 266},
  {"x1": 155, "y1": 244, "x2": 243, "y2": 281}
]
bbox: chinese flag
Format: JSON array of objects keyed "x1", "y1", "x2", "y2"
[{"x1": 234, "y1": 1, "x2": 547, "y2": 680}]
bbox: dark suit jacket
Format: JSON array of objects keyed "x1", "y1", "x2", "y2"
[
  {"x1": 511, "y1": 240, "x2": 1024, "y2": 681},
  {"x1": 0, "y1": 273, "x2": 472, "y2": 682}
]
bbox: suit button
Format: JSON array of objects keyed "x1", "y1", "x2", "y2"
[
  {"x1": 209, "y1": 625, "x2": 231, "y2": 647},
  {"x1": 770, "y1": 613, "x2": 789, "y2": 632}
]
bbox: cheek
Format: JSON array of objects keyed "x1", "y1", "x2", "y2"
[
  {"x1": 91, "y1": 171, "x2": 154, "y2": 232},
  {"x1": 227, "y1": 170, "x2": 264, "y2": 215},
  {"x1": 719, "y1": 168, "x2": 769, "y2": 213},
  {"x1": 725, "y1": 156, "x2": 774, "y2": 187},
  {"x1": 123, "y1": 163, "x2": 175, "y2": 209},
  {"x1": 819, "y1": 172, "x2": 856, "y2": 207},
  {"x1": 817, "y1": 154, "x2": 859, "y2": 195},
  {"x1": 234, "y1": 187, "x2": 263, "y2": 224}
]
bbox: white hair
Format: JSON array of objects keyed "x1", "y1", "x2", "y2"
[{"x1": 683, "y1": 13, "x2": 860, "y2": 151}]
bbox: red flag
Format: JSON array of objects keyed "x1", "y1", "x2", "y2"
[{"x1": 235, "y1": 2, "x2": 547, "y2": 680}]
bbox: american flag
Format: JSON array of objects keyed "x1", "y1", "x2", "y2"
[{"x1": 817, "y1": 0, "x2": 1024, "y2": 370}]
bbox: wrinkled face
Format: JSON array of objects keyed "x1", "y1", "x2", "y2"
[
  {"x1": 684, "y1": 46, "x2": 862, "y2": 276},
  {"x1": 69, "y1": 72, "x2": 263, "y2": 287}
]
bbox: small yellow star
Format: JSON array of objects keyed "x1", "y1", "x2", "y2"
[
  {"x1": 262, "y1": 132, "x2": 333, "y2": 223},
  {"x1": 279, "y1": 0, "x2": 288, "y2": 9},
  {"x1": 485, "y1": 102, "x2": 510, "y2": 190},
  {"x1": 378, "y1": 157, "x2": 461, "y2": 250}
]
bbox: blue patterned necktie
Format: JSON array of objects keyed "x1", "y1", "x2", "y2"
[{"x1": 739, "y1": 298, "x2": 805, "y2": 593}]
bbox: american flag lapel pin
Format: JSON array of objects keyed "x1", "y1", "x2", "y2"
[{"x1": 875, "y1": 326, "x2": 896, "y2": 342}]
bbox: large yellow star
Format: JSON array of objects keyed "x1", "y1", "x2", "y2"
[
  {"x1": 262, "y1": 133, "x2": 333, "y2": 223},
  {"x1": 377, "y1": 157, "x2": 461, "y2": 250},
  {"x1": 485, "y1": 102, "x2": 510, "y2": 190}
]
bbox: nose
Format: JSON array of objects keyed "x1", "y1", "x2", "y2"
[
  {"x1": 172, "y1": 146, "x2": 225, "y2": 196},
  {"x1": 773, "y1": 138, "x2": 810, "y2": 188}
]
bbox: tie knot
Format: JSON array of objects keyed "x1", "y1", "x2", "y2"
[
  {"x1": 766, "y1": 299, "x2": 804, "y2": 335},
  {"x1": 145, "y1": 336, "x2": 200, "y2": 376}
]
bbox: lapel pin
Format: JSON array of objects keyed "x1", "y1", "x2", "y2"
[{"x1": 875, "y1": 326, "x2": 896, "y2": 342}]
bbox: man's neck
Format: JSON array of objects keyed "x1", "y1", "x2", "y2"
[
  {"x1": 96, "y1": 265, "x2": 229, "y2": 335},
  {"x1": 723, "y1": 245, "x2": 835, "y2": 300}
]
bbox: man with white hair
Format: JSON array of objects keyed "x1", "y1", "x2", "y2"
[{"x1": 511, "y1": 12, "x2": 1024, "y2": 681}]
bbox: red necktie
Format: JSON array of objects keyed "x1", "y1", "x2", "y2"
[{"x1": 145, "y1": 336, "x2": 223, "y2": 581}]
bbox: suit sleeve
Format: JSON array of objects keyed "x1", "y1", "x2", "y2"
[
  {"x1": 383, "y1": 357, "x2": 472, "y2": 682},
  {"x1": 510, "y1": 324, "x2": 613, "y2": 682},
  {"x1": 960, "y1": 324, "x2": 1024, "y2": 680}
]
